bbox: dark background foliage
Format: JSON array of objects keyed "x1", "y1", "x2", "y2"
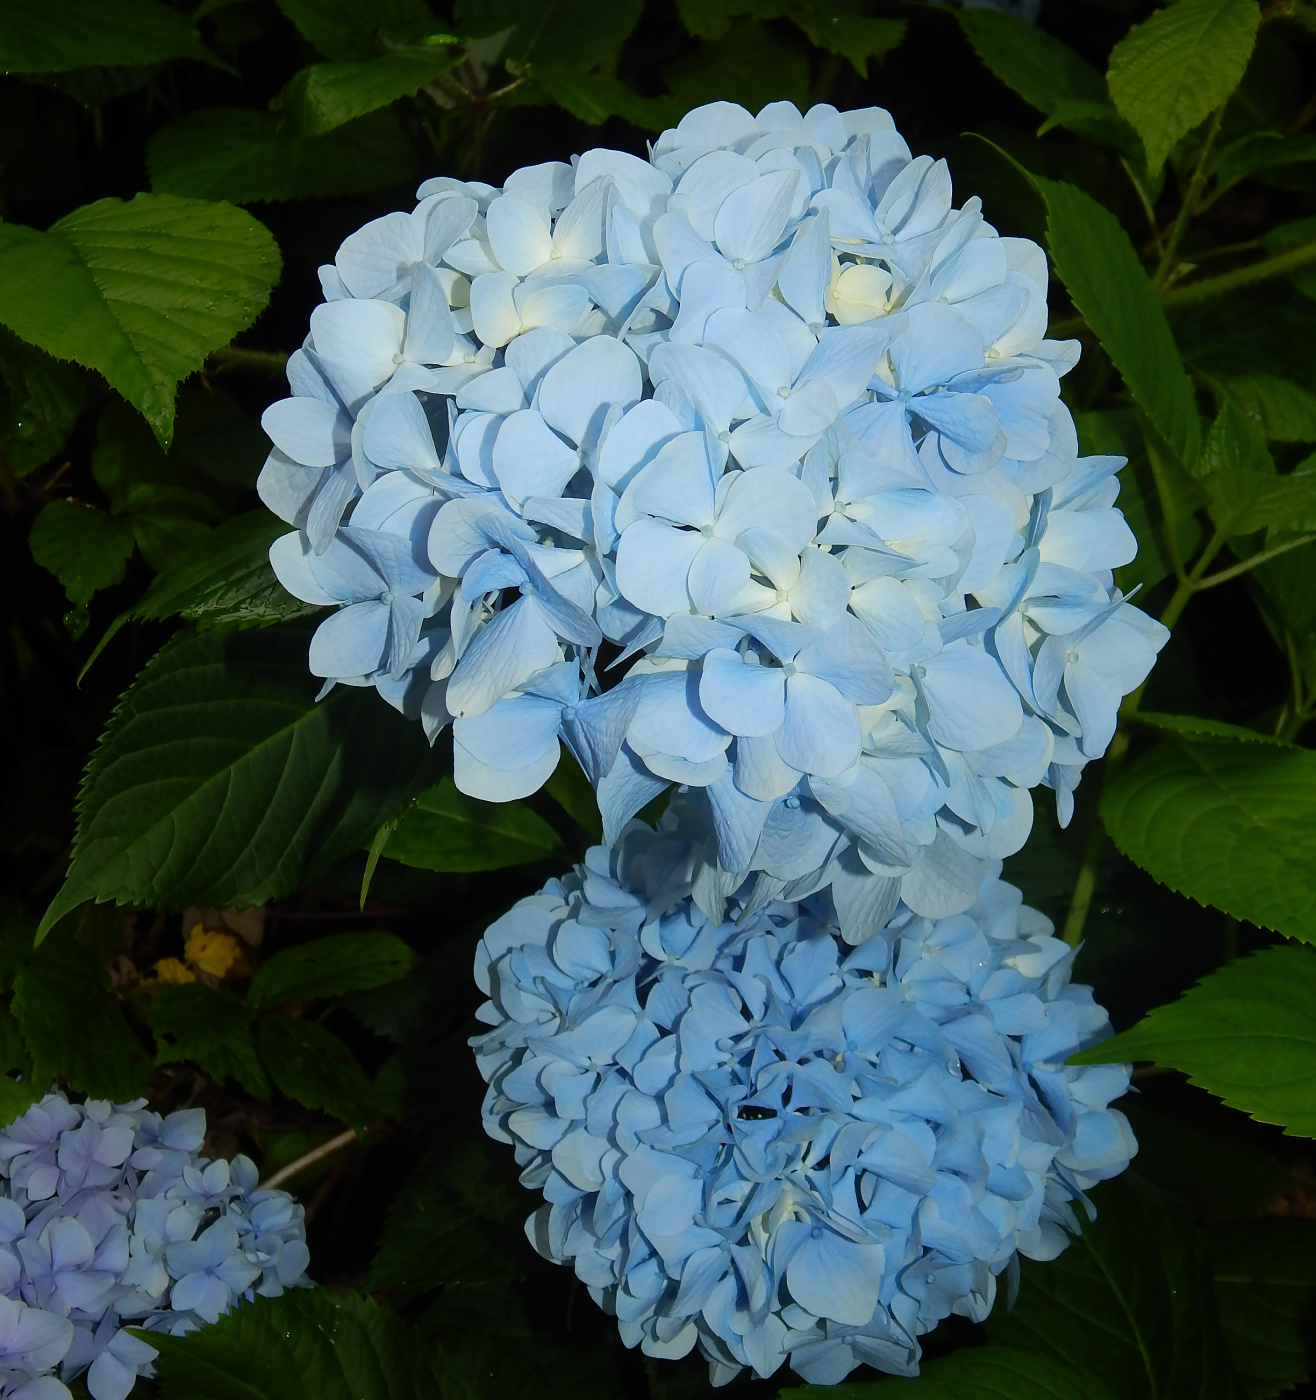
[{"x1": 1, "y1": 0, "x2": 1315, "y2": 1396}]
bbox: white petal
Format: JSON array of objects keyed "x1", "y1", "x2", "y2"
[
  {"x1": 446, "y1": 596, "x2": 560, "y2": 719},
  {"x1": 713, "y1": 169, "x2": 799, "y2": 264},
  {"x1": 470, "y1": 270, "x2": 523, "y2": 348},
  {"x1": 788, "y1": 548, "x2": 850, "y2": 628},
  {"x1": 403, "y1": 264, "x2": 456, "y2": 365},
  {"x1": 486, "y1": 193, "x2": 553, "y2": 275},
  {"x1": 699, "y1": 649, "x2": 785, "y2": 737},
  {"x1": 776, "y1": 673, "x2": 860, "y2": 777},
  {"x1": 687, "y1": 537, "x2": 750, "y2": 616},
  {"x1": 454, "y1": 732, "x2": 561, "y2": 801},
  {"x1": 889, "y1": 302, "x2": 982, "y2": 393},
  {"x1": 309, "y1": 300, "x2": 405, "y2": 412},
  {"x1": 335, "y1": 210, "x2": 423, "y2": 298},
  {"x1": 920, "y1": 644, "x2": 1022, "y2": 751},
  {"x1": 361, "y1": 392, "x2": 441, "y2": 475},
  {"x1": 539, "y1": 337, "x2": 642, "y2": 448},
  {"x1": 268, "y1": 531, "x2": 339, "y2": 606},
  {"x1": 308, "y1": 602, "x2": 389, "y2": 678},
  {"x1": 575, "y1": 149, "x2": 673, "y2": 220},
  {"x1": 715, "y1": 466, "x2": 818, "y2": 555},
  {"x1": 492, "y1": 410, "x2": 580, "y2": 505},
  {"x1": 615, "y1": 432, "x2": 716, "y2": 530},
  {"x1": 596, "y1": 399, "x2": 684, "y2": 492},
  {"x1": 260, "y1": 398, "x2": 351, "y2": 469},
  {"x1": 629, "y1": 669, "x2": 730, "y2": 763},
  {"x1": 672, "y1": 151, "x2": 759, "y2": 241},
  {"x1": 454, "y1": 692, "x2": 564, "y2": 768},
  {"x1": 615, "y1": 520, "x2": 702, "y2": 617}
]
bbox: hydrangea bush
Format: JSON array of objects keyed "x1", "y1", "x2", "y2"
[
  {"x1": 472, "y1": 797, "x2": 1134, "y2": 1385},
  {"x1": 263, "y1": 99, "x2": 1166, "y2": 922},
  {"x1": 0, "y1": 1094, "x2": 309, "y2": 1400}
]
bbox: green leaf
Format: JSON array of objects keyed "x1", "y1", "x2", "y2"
[
  {"x1": 10, "y1": 930, "x2": 151, "y2": 1100},
  {"x1": 0, "y1": 195, "x2": 280, "y2": 448},
  {"x1": 1214, "y1": 1218, "x2": 1316, "y2": 1399},
  {"x1": 1107, "y1": 0, "x2": 1261, "y2": 175},
  {"x1": 455, "y1": 0, "x2": 643, "y2": 69},
  {"x1": 368, "y1": 1140, "x2": 520, "y2": 1296},
  {"x1": 148, "y1": 108, "x2": 416, "y2": 205},
  {"x1": 665, "y1": 19, "x2": 810, "y2": 116},
  {"x1": 0, "y1": 329, "x2": 84, "y2": 479},
  {"x1": 1214, "y1": 373, "x2": 1316, "y2": 443},
  {"x1": 83, "y1": 510, "x2": 319, "y2": 683},
  {"x1": 1138, "y1": 712, "x2": 1289, "y2": 745},
  {"x1": 986, "y1": 1175, "x2": 1243, "y2": 1399},
  {"x1": 384, "y1": 777, "x2": 562, "y2": 873},
  {"x1": 1029, "y1": 173, "x2": 1202, "y2": 467},
  {"x1": 29, "y1": 499, "x2": 134, "y2": 607},
  {"x1": 147, "y1": 1290, "x2": 442, "y2": 1400},
  {"x1": 1101, "y1": 734, "x2": 1316, "y2": 942},
  {"x1": 1071, "y1": 945, "x2": 1316, "y2": 1139},
  {"x1": 258, "y1": 1016, "x2": 375, "y2": 1129},
  {"x1": 1213, "y1": 132, "x2": 1316, "y2": 193},
  {"x1": 248, "y1": 931, "x2": 413, "y2": 1009},
  {"x1": 528, "y1": 66, "x2": 682, "y2": 130},
  {"x1": 0, "y1": 0, "x2": 217, "y2": 74},
  {"x1": 148, "y1": 982, "x2": 269, "y2": 1097},
  {"x1": 277, "y1": 46, "x2": 461, "y2": 135},
  {"x1": 782, "y1": 1347, "x2": 1118, "y2": 1400},
  {"x1": 786, "y1": 7, "x2": 905, "y2": 77},
  {"x1": 544, "y1": 753, "x2": 602, "y2": 837},
  {"x1": 1196, "y1": 400, "x2": 1316, "y2": 535},
  {"x1": 37, "y1": 622, "x2": 443, "y2": 942},
  {"x1": 955, "y1": 8, "x2": 1106, "y2": 116},
  {"x1": 273, "y1": 0, "x2": 439, "y2": 60}
]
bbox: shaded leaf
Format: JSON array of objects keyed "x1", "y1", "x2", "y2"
[
  {"x1": 1214, "y1": 373, "x2": 1316, "y2": 443},
  {"x1": 248, "y1": 931, "x2": 413, "y2": 1009},
  {"x1": 0, "y1": 195, "x2": 279, "y2": 447},
  {"x1": 385, "y1": 777, "x2": 562, "y2": 872},
  {"x1": 83, "y1": 510, "x2": 319, "y2": 683},
  {"x1": 786, "y1": 6, "x2": 905, "y2": 77},
  {"x1": 664, "y1": 18, "x2": 810, "y2": 115},
  {"x1": 1138, "y1": 712, "x2": 1287, "y2": 745},
  {"x1": 783, "y1": 1346, "x2": 1117, "y2": 1399},
  {"x1": 0, "y1": 329, "x2": 83, "y2": 479},
  {"x1": 28, "y1": 499, "x2": 134, "y2": 607},
  {"x1": 1101, "y1": 734, "x2": 1316, "y2": 942},
  {"x1": 148, "y1": 982, "x2": 268, "y2": 1097},
  {"x1": 455, "y1": 0, "x2": 642, "y2": 69},
  {"x1": 10, "y1": 930, "x2": 151, "y2": 1100},
  {"x1": 258, "y1": 1015, "x2": 375, "y2": 1130},
  {"x1": 529, "y1": 66, "x2": 682, "y2": 130},
  {"x1": 37, "y1": 623, "x2": 443, "y2": 941},
  {"x1": 1214, "y1": 1218, "x2": 1316, "y2": 1399},
  {"x1": 956, "y1": 8, "x2": 1135, "y2": 151},
  {"x1": 368, "y1": 1140, "x2": 521, "y2": 1297},
  {"x1": 148, "y1": 108, "x2": 415, "y2": 206},
  {"x1": 1108, "y1": 0, "x2": 1261, "y2": 175},
  {"x1": 544, "y1": 753, "x2": 602, "y2": 838},
  {"x1": 1071, "y1": 945, "x2": 1316, "y2": 1138},
  {"x1": 148, "y1": 1290, "x2": 442, "y2": 1400},
  {"x1": 1028, "y1": 172, "x2": 1201, "y2": 467},
  {"x1": 273, "y1": 0, "x2": 438, "y2": 61},
  {"x1": 0, "y1": 0, "x2": 217, "y2": 74},
  {"x1": 277, "y1": 46, "x2": 461, "y2": 135},
  {"x1": 986, "y1": 1175, "x2": 1244, "y2": 1399}
]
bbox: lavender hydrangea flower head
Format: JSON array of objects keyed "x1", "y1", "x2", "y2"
[
  {"x1": 265, "y1": 98, "x2": 1167, "y2": 919},
  {"x1": 471, "y1": 796, "x2": 1135, "y2": 1386},
  {"x1": 0, "y1": 1094, "x2": 310, "y2": 1400}
]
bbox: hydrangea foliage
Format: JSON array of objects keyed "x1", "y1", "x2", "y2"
[
  {"x1": 472, "y1": 800, "x2": 1135, "y2": 1386},
  {"x1": 0, "y1": 1094, "x2": 310, "y2": 1400},
  {"x1": 263, "y1": 99, "x2": 1167, "y2": 920}
]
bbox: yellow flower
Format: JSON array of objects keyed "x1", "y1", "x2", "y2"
[
  {"x1": 150, "y1": 957, "x2": 196, "y2": 985},
  {"x1": 183, "y1": 924, "x2": 256, "y2": 979}
]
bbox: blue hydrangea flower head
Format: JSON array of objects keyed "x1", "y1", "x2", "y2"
[
  {"x1": 471, "y1": 796, "x2": 1135, "y2": 1386},
  {"x1": 0, "y1": 1093, "x2": 311, "y2": 1400},
  {"x1": 266, "y1": 100, "x2": 1166, "y2": 921}
]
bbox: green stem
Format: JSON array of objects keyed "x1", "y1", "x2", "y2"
[
  {"x1": 1155, "y1": 107, "x2": 1225, "y2": 289},
  {"x1": 1161, "y1": 240, "x2": 1316, "y2": 309},
  {"x1": 1195, "y1": 533, "x2": 1316, "y2": 589},
  {"x1": 1059, "y1": 531, "x2": 1225, "y2": 948},
  {"x1": 206, "y1": 346, "x2": 289, "y2": 374},
  {"x1": 1122, "y1": 158, "x2": 1163, "y2": 257}
]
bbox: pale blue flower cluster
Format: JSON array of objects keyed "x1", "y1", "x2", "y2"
[
  {"x1": 264, "y1": 99, "x2": 1167, "y2": 919},
  {"x1": 472, "y1": 799, "x2": 1134, "y2": 1386},
  {"x1": 0, "y1": 1094, "x2": 310, "y2": 1400}
]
